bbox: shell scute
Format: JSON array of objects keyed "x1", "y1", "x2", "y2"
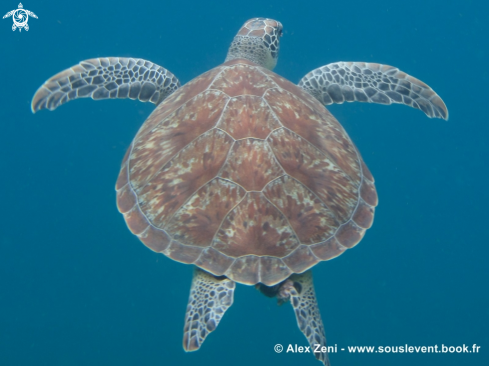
[
  {"x1": 225, "y1": 255, "x2": 260, "y2": 284},
  {"x1": 136, "y1": 67, "x2": 224, "y2": 138},
  {"x1": 212, "y1": 192, "x2": 300, "y2": 258},
  {"x1": 264, "y1": 88, "x2": 361, "y2": 182},
  {"x1": 267, "y1": 128, "x2": 359, "y2": 223},
  {"x1": 116, "y1": 183, "x2": 137, "y2": 214},
  {"x1": 137, "y1": 129, "x2": 233, "y2": 228},
  {"x1": 262, "y1": 175, "x2": 338, "y2": 244},
  {"x1": 194, "y1": 247, "x2": 234, "y2": 276},
  {"x1": 282, "y1": 245, "x2": 319, "y2": 273},
  {"x1": 360, "y1": 175, "x2": 378, "y2": 206},
  {"x1": 138, "y1": 226, "x2": 171, "y2": 253},
  {"x1": 259, "y1": 257, "x2": 292, "y2": 286},
  {"x1": 216, "y1": 95, "x2": 280, "y2": 139},
  {"x1": 129, "y1": 90, "x2": 229, "y2": 190},
  {"x1": 210, "y1": 64, "x2": 276, "y2": 97},
  {"x1": 310, "y1": 237, "x2": 346, "y2": 261},
  {"x1": 115, "y1": 148, "x2": 131, "y2": 190},
  {"x1": 218, "y1": 138, "x2": 284, "y2": 191},
  {"x1": 335, "y1": 221, "x2": 366, "y2": 248},
  {"x1": 124, "y1": 206, "x2": 149, "y2": 235},
  {"x1": 352, "y1": 199, "x2": 375, "y2": 229},
  {"x1": 165, "y1": 178, "x2": 246, "y2": 247},
  {"x1": 164, "y1": 240, "x2": 203, "y2": 264}
]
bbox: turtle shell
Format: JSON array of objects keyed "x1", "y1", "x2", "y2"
[{"x1": 116, "y1": 59, "x2": 378, "y2": 286}]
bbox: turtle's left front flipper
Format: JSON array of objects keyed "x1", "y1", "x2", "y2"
[
  {"x1": 279, "y1": 271, "x2": 330, "y2": 366},
  {"x1": 31, "y1": 57, "x2": 180, "y2": 113},
  {"x1": 183, "y1": 268, "x2": 236, "y2": 352},
  {"x1": 298, "y1": 62, "x2": 448, "y2": 120}
]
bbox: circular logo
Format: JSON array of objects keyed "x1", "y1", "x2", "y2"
[
  {"x1": 274, "y1": 344, "x2": 283, "y2": 353},
  {"x1": 13, "y1": 9, "x2": 28, "y2": 28}
]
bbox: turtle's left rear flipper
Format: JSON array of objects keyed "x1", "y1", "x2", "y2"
[
  {"x1": 280, "y1": 271, "x2": 330, "y2": 366},
  {"x1": 298, "y1": 62, "x2": 448, "y2": 120},
  {"x1": 31, "y1": 57, "x2": 180, "y2": 113},
  {"x1": 183, "y1": 268, "x2": 235, "y2": 352}
]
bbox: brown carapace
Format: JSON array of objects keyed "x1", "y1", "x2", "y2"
[{"x1": 115, "y1": 58, "x2": 378, "y2": 286}]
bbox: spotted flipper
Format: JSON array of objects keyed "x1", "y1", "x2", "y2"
[
  {"x1": 31, "y1": 57, "x2": 180, "y2": 113},
  {"x1": 298, "y1": 62, "x2": 448, "y2": 120},
  {"x1": 279, "y1": 271, "x2": 330, "y2": 366},
  {"x1": 183, "y1": 268, "x2": 235, "y2": 352}
]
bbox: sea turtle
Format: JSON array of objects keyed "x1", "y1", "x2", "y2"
[{"x1": 31, "y1": 18, "x2": 448, "y2": 365}]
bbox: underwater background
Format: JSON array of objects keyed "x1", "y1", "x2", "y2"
[{"x1": 1, "y1": 0, "x2": 488, "y2": 365}]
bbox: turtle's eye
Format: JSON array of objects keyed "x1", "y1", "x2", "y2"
[{"x1": 278, "y1": 27, "x2": 283, "y2": 37}]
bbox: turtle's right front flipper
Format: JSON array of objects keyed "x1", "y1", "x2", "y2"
[
  {"x1": 31, "y1": 57, "x2": 180, "y2": 113},
  {"x1": 298, "y1": 62, "x2": 448, "y2": 120},
  {"x1": 183, "y1": 268, "x2": 235, "y2": 352}
]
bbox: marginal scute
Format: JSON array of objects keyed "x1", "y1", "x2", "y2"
[
  {"x1": 259, "y1": 257, "x2": 292, "y2": 286},
  {"x1": 194, "y1": 247, "x2": 235, "y2": 276},
  {"x1": 116, "y1": 183, "x2": 136, "y2": 214},
  {"x1": 124, "y1": 206, "x2": 149, "y2": 235},
  {"x1": 138, "y1": 226, "x2": 171, "y2": 252},
  {"x1": 352, "y1": 199, "x2": 375, "y2": 229},
  {"x1": 115, "y1": 161, "x2": 129, "y2": 191},
  {"x1": 335, "y1": 221, "x2": 366, "y2": 248},
  {"x1": 225, "y1": 255, "x2": 260, "y2": 284},
  {"x1": 361, "y1": 161, "x2": 375, "y2": 183},
  {"x1": 117, "y1": 145, "x2": 131, "y2": 180},
  {"x1": 310, "y1": 237, "x2": 346, "y2": 261},
  {"x1": 282, "y1": 245, "x2": 319, "y2": 274},
  {"x1": 213, "y1": 192, "x2": 300, "y2": 258},
  {"x1": 210, "y1": 64, "x2": 277, "y2": 97},
  {"x1": 218, "y1": 139, "x2": 284, "y2": 191},
  {"x1": 164, "y1": 240, "x2": 203, "y2": 264},
  {"x1": 360, "y1": 177, "x2": 378, "y2": 207},
  {"x1": 165, "y1": 178, "x2": 246, "y2": 247}
]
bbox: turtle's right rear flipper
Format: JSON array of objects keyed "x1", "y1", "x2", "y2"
[
  {"x1": 31, "y1": 57, "x2": 180, "y2": 113},
  {"x1": 279, "y1": 271, "x2": 330, "y2": 366},
  {"x1": 183, "y1": 268, "x2": 236, "y2": 352}
]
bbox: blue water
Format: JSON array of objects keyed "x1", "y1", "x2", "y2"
[{"x1": 1, "y1": 0, "x2": 487, "y2": 365}]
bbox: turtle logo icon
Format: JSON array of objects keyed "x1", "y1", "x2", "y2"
[{"x1": 3, "y1": 3, "x2": 37, "y2": 32}]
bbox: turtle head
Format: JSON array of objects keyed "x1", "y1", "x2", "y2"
[{"x1": 225, "y1": 18, "x2": 283, "y2": 70}]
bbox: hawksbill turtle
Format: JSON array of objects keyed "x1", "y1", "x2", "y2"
[{"x1": 31, "y1": 18, "x2": 448, "y2": 365}]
